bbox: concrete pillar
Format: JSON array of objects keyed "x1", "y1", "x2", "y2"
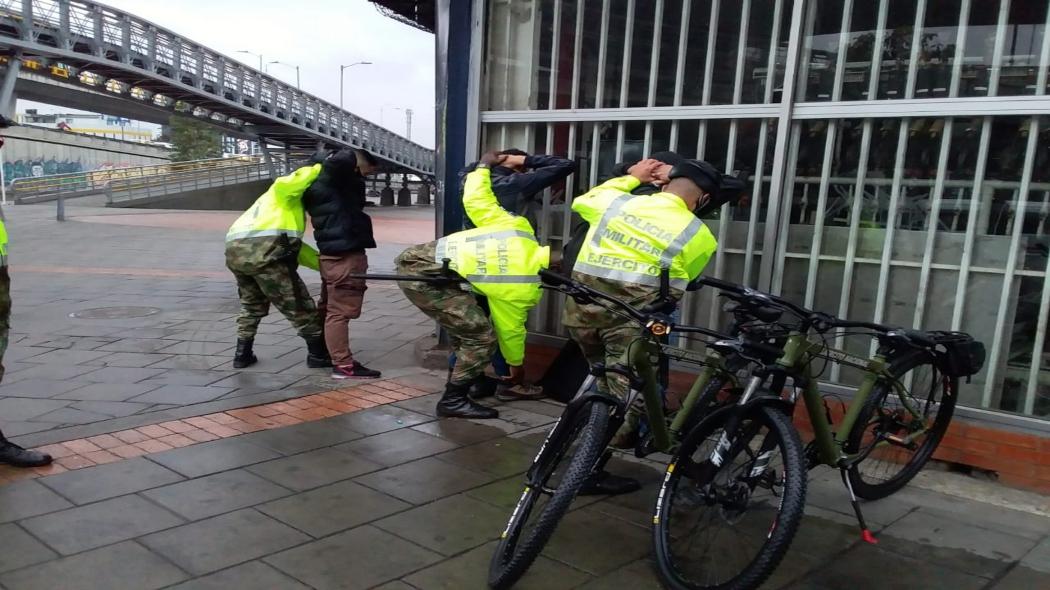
[
  {"x1": 417, "y1": 183, "x2": 431, "y2": 205},
  {"x1": 380, "y1": 184, "x2": 395, "y2": 206},
  {"x1": 397, "y1": 186, "x2": 412, "y2": 207},
  {"x1": 0, "y1": 53, "x2": 22, "y2": 119}
]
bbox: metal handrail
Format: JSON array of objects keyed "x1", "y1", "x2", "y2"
[{"x1": 11, "y1": 156, "x2": 259, "y2": 199}]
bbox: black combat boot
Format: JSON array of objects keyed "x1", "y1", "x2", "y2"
[
  {"x1": 0, "y1": 438, "x2": 52, "y2": 468},
  {"x1": 437, "y1": 380, "x2": 499, "y2": 419},
  {"x1": 233, "y1": 338, "x2": 258, "y2": 369},
  {"x1": 305, "y1": 336, "x2": 333, "y2": 368},
  {"x1": 469, "y1": 375, "x2": 500, "y2": 400}
]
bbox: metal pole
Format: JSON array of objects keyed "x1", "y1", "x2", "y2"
[
  {"x1": 0, "y1": 146, "x2": 6, "y2": 205},
  {"x1": 340, "y1": 66, "x2": 344, "y2": 111}
]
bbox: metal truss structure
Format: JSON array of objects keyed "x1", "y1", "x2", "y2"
[{"x1": 0, "y1": 0, "x2": 435, "y2": 176}]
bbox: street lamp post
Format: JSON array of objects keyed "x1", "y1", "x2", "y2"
[
  {"x1": 235, "y1": 50, "x2": 263, "y2": 71},
  {"x1": 339, "y1": 61, "x2": 373, "y2": 111},
  {"x1": 268, "y1": 61, "x2": 300, "y2": 89}
]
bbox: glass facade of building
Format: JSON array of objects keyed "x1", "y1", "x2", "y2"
[{"x1": 473, "y1": 0, "x2": 1050, "y2": 422}]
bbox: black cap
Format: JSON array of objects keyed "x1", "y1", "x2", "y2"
[{"x1": 667, "y1": 159, "x2": 748, "y2": 217}]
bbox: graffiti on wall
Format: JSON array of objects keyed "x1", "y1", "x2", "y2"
[{"x1": 2, "y1": 159, "x2": 136, "y2": 184}]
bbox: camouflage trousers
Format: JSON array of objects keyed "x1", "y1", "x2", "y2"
[
  {"x1": 0, "y1": 266, "x2": 10, "y2": 384},
  {"x1": 396, "y1": 242, "x2": 496, "y2": 385},
  {"x1": 568, "y1": 323, "x2": 647, "y2": 432},
  {"x1": 225, "y1": 243, "x2": 323, "y2": 341}
]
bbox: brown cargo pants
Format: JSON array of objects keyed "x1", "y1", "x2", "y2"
[{"x1": 318, "y1": 251, "x2": 368, "y2": 367}]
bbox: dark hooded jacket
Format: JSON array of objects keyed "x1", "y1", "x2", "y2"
[
  {"x1": 303, "y1": 149, "x2": 376, "y2": 254},
  {"x1": 458, "y1": 154, "x2": 577, "y2": 230}
]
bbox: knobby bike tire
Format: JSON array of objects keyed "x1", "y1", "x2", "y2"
[
  {"x1": 845, "y1": 350, "x2": 958, "y2": 500},
  {"x1": 653, "y1": 404, "x2": 807, "y2": 590},
  {"x1": 488, "y1": 400, "x2": 610, "y2": 589}
]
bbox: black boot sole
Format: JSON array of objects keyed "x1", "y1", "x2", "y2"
[
  {"x1": 233, "y1": 357, "x2": 258, "y2": 369},
  {"x1": 436, "y1": 407, "x2": 500, "y2": 419}
]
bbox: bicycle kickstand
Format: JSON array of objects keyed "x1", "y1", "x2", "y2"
[{"x1": 838, "y1": 466, "x2": 878, "y2": 545}]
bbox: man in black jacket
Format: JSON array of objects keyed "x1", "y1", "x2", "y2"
[
  {"x1": 458, "y1": 148, "x2": 576, "y2": 231},
  {"x1": 303, "y1": 148, "x2": 382, "y2": 380}
]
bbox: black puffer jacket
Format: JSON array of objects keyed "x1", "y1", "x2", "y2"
[{"x1": 303, "y1": 149, "x2": 376, "y2": 254}]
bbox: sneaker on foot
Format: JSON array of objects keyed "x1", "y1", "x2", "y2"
[{"x1": 331, "y1": 361, "x2": 381, "y2": 380}]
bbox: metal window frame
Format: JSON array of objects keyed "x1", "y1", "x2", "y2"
[{"x1": 470, "y1": 0, "x2": 1050, "y2": 427}]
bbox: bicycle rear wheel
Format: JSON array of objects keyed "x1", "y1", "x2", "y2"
[
  {"x1": 653, "y1": 403, "x2": 806, "y2": 590},
  {"x1": 488, "y1": 399, "x2": 610, "y2": 589},
  {"x1": 846, "y1": 351, "x2": 957, "y2": 500}
]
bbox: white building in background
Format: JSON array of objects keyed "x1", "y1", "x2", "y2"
[{"x1": 17, "y1": 109, "x2": 160, "y2": 143}]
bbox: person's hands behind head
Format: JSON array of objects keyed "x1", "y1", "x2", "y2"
[
  {"x1": 627, "y1": 158, "x2": 663, "y2": 184},
  {"x1": 652, "y1": 163, "x2": 674, "y2": 186},
  {"x1": 479, "y1": 151, "x2": 508, "y2": 168},
  {"x1": 501, "y1": 154, "x2": 528, "y2": 169}
]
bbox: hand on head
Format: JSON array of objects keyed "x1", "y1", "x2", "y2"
[
  {"x1": 479, "y1": 151, "x2": 507, "y2": 167},
  {"x1": 627, "y1": 158, "x2": 664, "y2": 184}
]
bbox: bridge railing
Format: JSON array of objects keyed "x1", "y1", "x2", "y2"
[
  {"x1": 0, "y1": 0, "x2": 434, "y2": 175},
  {"x1": 11, "y1": 156, "x2": 260, "y2": 202},
  {"x1": 106, "y1": 160, "x2": 280, "y2": 204}
]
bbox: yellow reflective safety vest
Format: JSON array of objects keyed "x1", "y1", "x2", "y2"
[
  {"x1": 436, "y1": 167, "x2": 550, "y2": 366},
  {"x1": 0, "y1": 206, "x2": 8, "y2": 267},
  {"x1": 226, "y1": 164, "x2": 322, "y2": 270},
  {"x1": 571, "y1": 175, "x2": 717, "y2": 290}
]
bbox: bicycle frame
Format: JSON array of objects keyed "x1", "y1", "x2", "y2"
[{"x1": 775, "y1": 333, "x2": 890, "y2": 467}]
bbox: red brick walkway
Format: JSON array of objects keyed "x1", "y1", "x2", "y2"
[{"x1": 0, "y1": 378, "x2": 435, "y2": 485}]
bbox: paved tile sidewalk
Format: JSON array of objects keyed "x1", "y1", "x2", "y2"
[
  {"x1": 0, "y1": 203, "x2": 434, "y2": 444},
  {"x1": 0, "y1": 386, "x2": 1048, "y2": 589}
]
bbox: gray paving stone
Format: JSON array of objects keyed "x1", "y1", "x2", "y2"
[
  {"x1": 797, "y1": 544, "x2": 990, "y2": 590},
  {"x1": 541, "y1": 506, "x2": 650, "y2": 576},
  {"x1": 166, "y1": 561, "x2": 311, "y2": 590},
  {"x1": 354, "y1": 456, "x2": 496, "y2": 505},
  {"x1": 0, "y1": 378, "x2": 84, "y2": 399},
  {"x1": 433, "y1": 437, "x2": 535, "y2": 478},
  {"x1": 30, "y1": 406, "x2": 111, "y2": 425},
  {"x1": 892, "y1": 486, "x2": 1050, "y2": 541},
  {"x1": 881, "y1": 507, "x2": 1038, "y2": 565},
  {"x1": 147, "y1": 355, "x2": 230, "y2": 370},
  {"x1": 39, "y1": 457, "x2": 185, "y2": 505},
  {"x1": 4, "y1": 363, "x2": 100, "y2": 382},
  {"x1": 207, "y1": 372, "x2": 306, "y2": 390},
  {"x1": 146, "y1": 437, "x2": 283, "y2": 478},
  {"x1": 239, "y1": 419, "x2": 366, "y2": 456},
  {"x1": 375, "y1": 494, "x2": 506, "y2": 556},
  {"x1": 130, "y1": 384, "x2": 233, "y2": 405},
  {"x1": 403, "y1": 540, "x2": 592, "y2": 590},
  {"x1": 991, "y1": 565, "x2": 1050, "y2": 590},
  {"x1": 94, "y1": 352, "x2": 173, "y2": 368},
  {"x1": 266, "y1": 525, "x2": 442, "y2": 590},
  {"x1": 411, "y1": 418, "x2": 512, "y2": 445},
  {"x1": 51, "y1": 382, "x2": 162, "y2": 402},
  {"x1": 258, "y1": 480, "x2": 411, "y2": 537},
  {"x1": 247, "y1": 447, "x2": 382, "y2": 491},
  {"x1": 323, "y1": 405, "x2": 434, "y2": 436},
  {"x1": 157, "y1": 341, "x2": 235, "y2": 356},
  {"x1": 0, "y1": 540, "x2": 188, "y2": 590},
  {"x1": 69, "y1": 400, "x2": 153, "y2": 417},
  {"x1": 141, "y1": 369, "x2": 234, "y2": 386},
  {"x1": 78, "y1": 366, "x2": 167, "y2": 383},
  {"x1": 0, "y1": 397, "x2": 70, "y2": 421},
  {"x1": 141, "y1": 508, "x2": 310, "y2": 575},
  {"x1": 143, "y1": 469, "x2": 291, "y2": 520},
  {"x1": 23, "y1": 349, "x2": 112, "y2": 365},
  {"x1": 575, "y1": 559, "x2": 662, "y2": 590},
  {"x1": 96, "y1": 338, "x2": 176, "y2": 354},
  {"x1": 0, "y1": 523, "x2": 58, "y2": 574},
  {"x1": 21, "y1": 494, "x2": 185, "y2": 555},
  {"x1": 336, "y1": 427, "x2": 460, "y2": 466},
  {"x1": 1021, "y1": 536, "x2": 1050, "y2": 574},
  {"x1": 0, "y1": 480, "x2": 75, "y2": 523}
]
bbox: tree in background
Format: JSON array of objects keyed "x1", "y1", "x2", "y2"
[{"x1": 168, "y1": 115, "x2": 221, "y2": 161}]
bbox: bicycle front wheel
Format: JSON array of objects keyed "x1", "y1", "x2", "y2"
[
  {"x1": 845, "y1": 350, "x2": 958, "y2": 500},
  {"x1": 653, "y1": 404, "x2": 806, "y2": 590},
  {"x1": 488, "y1": 399, "x2": 610, "y2": 589}
]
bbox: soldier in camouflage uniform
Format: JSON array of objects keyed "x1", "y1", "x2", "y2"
[
  {"x1": 0, "y1": 199, "x2": 54, "y2": 467},
  {"x1": 225, "y1": 164, "x2": 331, "y2": 369},
  {"x1": 396, "y1": 151, "x2": 550, "y2": 419},
  {"x1": 563, "y1": 158, "x2": 742, "y2": 494}
]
